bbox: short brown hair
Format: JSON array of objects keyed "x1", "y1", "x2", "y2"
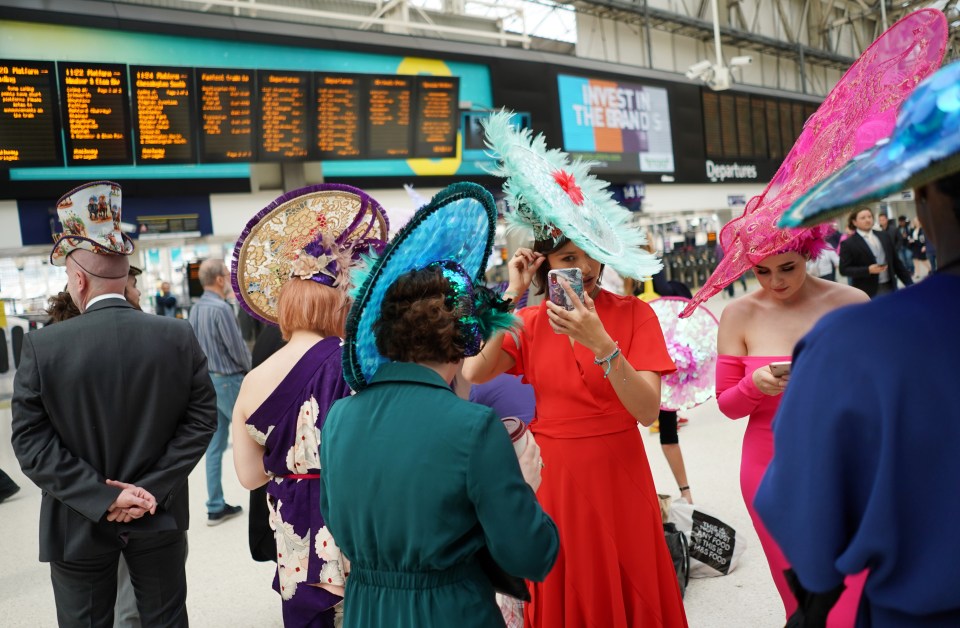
[
  {"x1": 276, "y1": 279, "x2": 347, "y2": 341},
  {"x1": 374, "y1": 267, "x2": 464, "y2": 364},
  {"x1": 848, "y1": 206, "x2": 872, "y2": 230},
  {"x1": 46, "y1": 289, "x2": 80, "y2": 323}
]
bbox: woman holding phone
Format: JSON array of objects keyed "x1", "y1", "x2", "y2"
[
  {"x1": 464, "y1": 113, "x2": 687, "y2": 628},
  {"x1": 675, "y1": 12, "x2": 945, "y2": 618},
  {"x1": 709, "y1": 245, "x2": 867, "y2": 626}
]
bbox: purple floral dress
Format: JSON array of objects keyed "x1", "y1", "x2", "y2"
[{"x1": 246, "y1": 337, "x2": 351, "y2": 627}]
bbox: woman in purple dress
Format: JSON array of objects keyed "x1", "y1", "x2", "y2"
[{"x1": 229, "y1": 184, "x2": 388, "y2": 627}]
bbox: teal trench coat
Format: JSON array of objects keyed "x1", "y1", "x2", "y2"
[{"x1": 320, "y1": 362, "x2": 559, "y2": 627}]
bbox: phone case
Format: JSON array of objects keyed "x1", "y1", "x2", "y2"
[
  {"x1": 547, "y1": 268, "x2": 584, "y2": 311},
  {"x1": 769, "y1": 362, "x2": 792, "y2": 377}
]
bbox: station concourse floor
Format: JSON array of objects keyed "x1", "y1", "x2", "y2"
[{"x1": 0, "y1": 281, "x2": 787, "y2": 627}]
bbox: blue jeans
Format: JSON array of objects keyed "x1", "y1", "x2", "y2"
[
  {"x1": 898, "y1": 247, "x2": 914, "y2": 275},
  {"x1": 206, "y1": 372, "x2": 244, "y2": 513}
]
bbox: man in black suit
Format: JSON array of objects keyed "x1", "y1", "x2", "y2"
[
  {"x1": 11, "y1": 181, "x2": 217, "y2": 627},
  {"x1": 839, "y1": 206, "x2": 913, "y2": 298}
]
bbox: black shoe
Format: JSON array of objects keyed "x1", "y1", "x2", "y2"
[
  {"x1": 207, "y1": 503, "x2": 243, "y2": 526},
  {"x1": 0, "y1": 481, "x2": 20, "y2": 504}
]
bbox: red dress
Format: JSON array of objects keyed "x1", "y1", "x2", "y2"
[{"x1": 502, "y1": 290, "x2": 688, "y2": 628}]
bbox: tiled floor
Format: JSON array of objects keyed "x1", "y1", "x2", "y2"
[{"x1": 0, "y1": 283, "x2": 789, "y2": 627}]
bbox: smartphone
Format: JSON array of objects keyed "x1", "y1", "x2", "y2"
[
  {"x1": 769, "y1": 361, "x2": 792, "y2": 377},
  {"x1": 547, "y1": 268, "x2": 584, "y2": 311}
]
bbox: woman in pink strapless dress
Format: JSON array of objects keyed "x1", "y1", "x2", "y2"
[{"x1": 714, "y1": 250, "x2": 869, "y2": 626}]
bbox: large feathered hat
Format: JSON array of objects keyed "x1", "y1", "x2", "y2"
[
  {"x1": 482, "y1": 110, "x2": 662, "y2": 279},
  {"x1": 679, "y1": 9, "x2": 947, "y2": 317}
]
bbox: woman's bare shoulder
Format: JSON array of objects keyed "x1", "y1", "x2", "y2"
[
  {"x1": 819, "y1": 279, "x2": 870, "y2": 307},
  {"x1": 235, "y1": 347, "x2": 298, "y2": 415},
  {"x1": 720, "y1": 292, "x2": 763, "y2": 323},
  {"x1": 718, "y1": 294, "x2": 759, "y2": 354}
]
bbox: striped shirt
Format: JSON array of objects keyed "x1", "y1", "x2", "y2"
[{"x1": 188, "y1": 290, "x2": 251, "y2": 375}]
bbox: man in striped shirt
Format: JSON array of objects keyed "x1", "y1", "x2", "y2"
[{"x1": 189, "y1": 258, "x2": 251, "y2": 525}]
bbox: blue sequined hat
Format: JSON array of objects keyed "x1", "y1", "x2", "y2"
[
  {"x1": 342, "y1": 182, "x2": 518, "y2": 391},
  {"x1": 781, "y1": 61, "x2": 960, "y2": 228}
]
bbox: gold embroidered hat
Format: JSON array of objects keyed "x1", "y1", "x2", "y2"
[{"x1": 232, "y1": 184, "x2": 389, "y2": 325}]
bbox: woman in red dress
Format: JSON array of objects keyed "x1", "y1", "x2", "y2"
[{"x1": 464, "y1": 235, "x2": 687, "y2": 628}]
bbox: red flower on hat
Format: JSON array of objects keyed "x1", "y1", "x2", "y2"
[{"x1": 552, "y1": 170, "x2": 585, "y2": 205}]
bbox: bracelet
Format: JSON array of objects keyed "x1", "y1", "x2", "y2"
[
  {"x1": 593, "y1": 342, "x2": 621, "y2": 378},
  {"x1": 678, "y1": 485, "x2": 690, "y2": 492},
  {"x1": 503, "y1": 291, "x2": 519, "y2": 312}
]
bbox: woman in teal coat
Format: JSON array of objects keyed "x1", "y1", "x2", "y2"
[{"x1": 320, "y1": 184, "x2": 559, "y2": 627}]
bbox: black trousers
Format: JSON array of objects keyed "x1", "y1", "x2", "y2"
[
  {"x1": 874, "y1": 280, "x2": 895, "y2": 298},
  {"x1": 50, "y1": 531, "x2": 188, "y2": 628}
]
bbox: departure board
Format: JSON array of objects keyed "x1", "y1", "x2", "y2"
[
  {"x1": 6, "y1": 56, "x2": 463, "y2": 168},
  {"x1": 701, "y1": 92, "x2": 723, "y2": 158},
  {"x1": 257, "y1": 70, "x2": 310, "y2": 161},
  {"x1": 58, "y1": 62, "x2": 132, "y2": 165},
  {"x1": 131, "y1": 65, "x2": 197, "y2": 164},
  {"x1": 413, "y1": 77, "x2": 458, "y2": 158},
  {"x1": 315, "y1": 73, "x2": 363, "y2": 159},
  {"x1": 367, "y1": 76, "x2": 412, "y2": 159},
  {"x1": 0, "y1": 59, "x2": 62, "y2": 166},
  {"x1": 198, "y1": 68, "x2": 255, "y2": 162}
]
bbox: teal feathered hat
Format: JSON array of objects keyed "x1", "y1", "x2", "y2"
[
  {"x1": 342, "y1": 182, "x2": 518, "y2": 391},
  {"x1": 482, "y1": 110, "x2": 661, "y2": 279}
]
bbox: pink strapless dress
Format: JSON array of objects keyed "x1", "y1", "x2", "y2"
[{"x1": 718, "y1": 355, "x2": 866, "y2": 627}]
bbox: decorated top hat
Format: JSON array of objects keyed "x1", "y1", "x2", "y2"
[{"x1": 50, "y1": 180, "x2": 134, "y2": 266}]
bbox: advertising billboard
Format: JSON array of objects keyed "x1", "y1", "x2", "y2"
[{"x1": 557, "y1": 74, "x2": 674, "y2": 175}]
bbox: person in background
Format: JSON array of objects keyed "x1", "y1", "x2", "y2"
[
  {"x1": 469, "y1": 373, "x2": 535, "y2": 424},
  {"x1": 246, "y1": 324, "x2": 286, "y2": 565},
  {"x1": 759, "y1": 61, "x2": 960, "y2": 625},
  {"x1": 11, "y1": 181, "x2": 217, "y2": 627},
  {"x1": 125, "y1": 266, "x2": 142, "y2": 311},
  {"x1": 45, "y1": 288, "x2": 81, "y2": 324},
  {"x1": 910, "y1": 217, "x2": 932, "y2": 278},
  {"x1": 805, "y1": 247, "x2": 840, "y2": 281},
  {"x1": 155, "y1": 281, "x2": 177, "y2": 317},
  {"x1": 188, "y1": 258, "x2": 250, "y2": 526},
  {"x1": 717, "y1": 242, "x2": 748, "y2": 296},
  {"x1": 231, "y1": 184, "x2": 389, "y2": 626},
  {"x1": 897, "y1": 215, "x2": 916, "y2": 276},
  {"x1": 643, "y1": 264, "x2": 697, "y2": 504},
  {"x1": 878, "y1": 211, "x2": 900, "y2": 248},
  {"x1": 839, "y1": 207, "x2": 913, "y2": 297},
  {"x1": 0, "y1": 468, "x2": 19, "y2": 503}
]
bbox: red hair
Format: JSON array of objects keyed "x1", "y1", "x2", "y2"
[{"x1": 276, "y1": 279, "x2": 347, "y2": 340}]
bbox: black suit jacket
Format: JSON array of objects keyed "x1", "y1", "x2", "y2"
[
  {"x1": 11, "y1": 298, "x2": 218, "y2": 562},
  {"x1": 839, "y1": 230, "x2": 913, "y2": 298}
]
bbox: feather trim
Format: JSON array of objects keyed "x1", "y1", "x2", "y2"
[
  {"x1": 482, "y1": 110, "x2": 662, "y2": 279},
  {"x1": 473, "y1": 285, "x2": 521, "y2": 340}
]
